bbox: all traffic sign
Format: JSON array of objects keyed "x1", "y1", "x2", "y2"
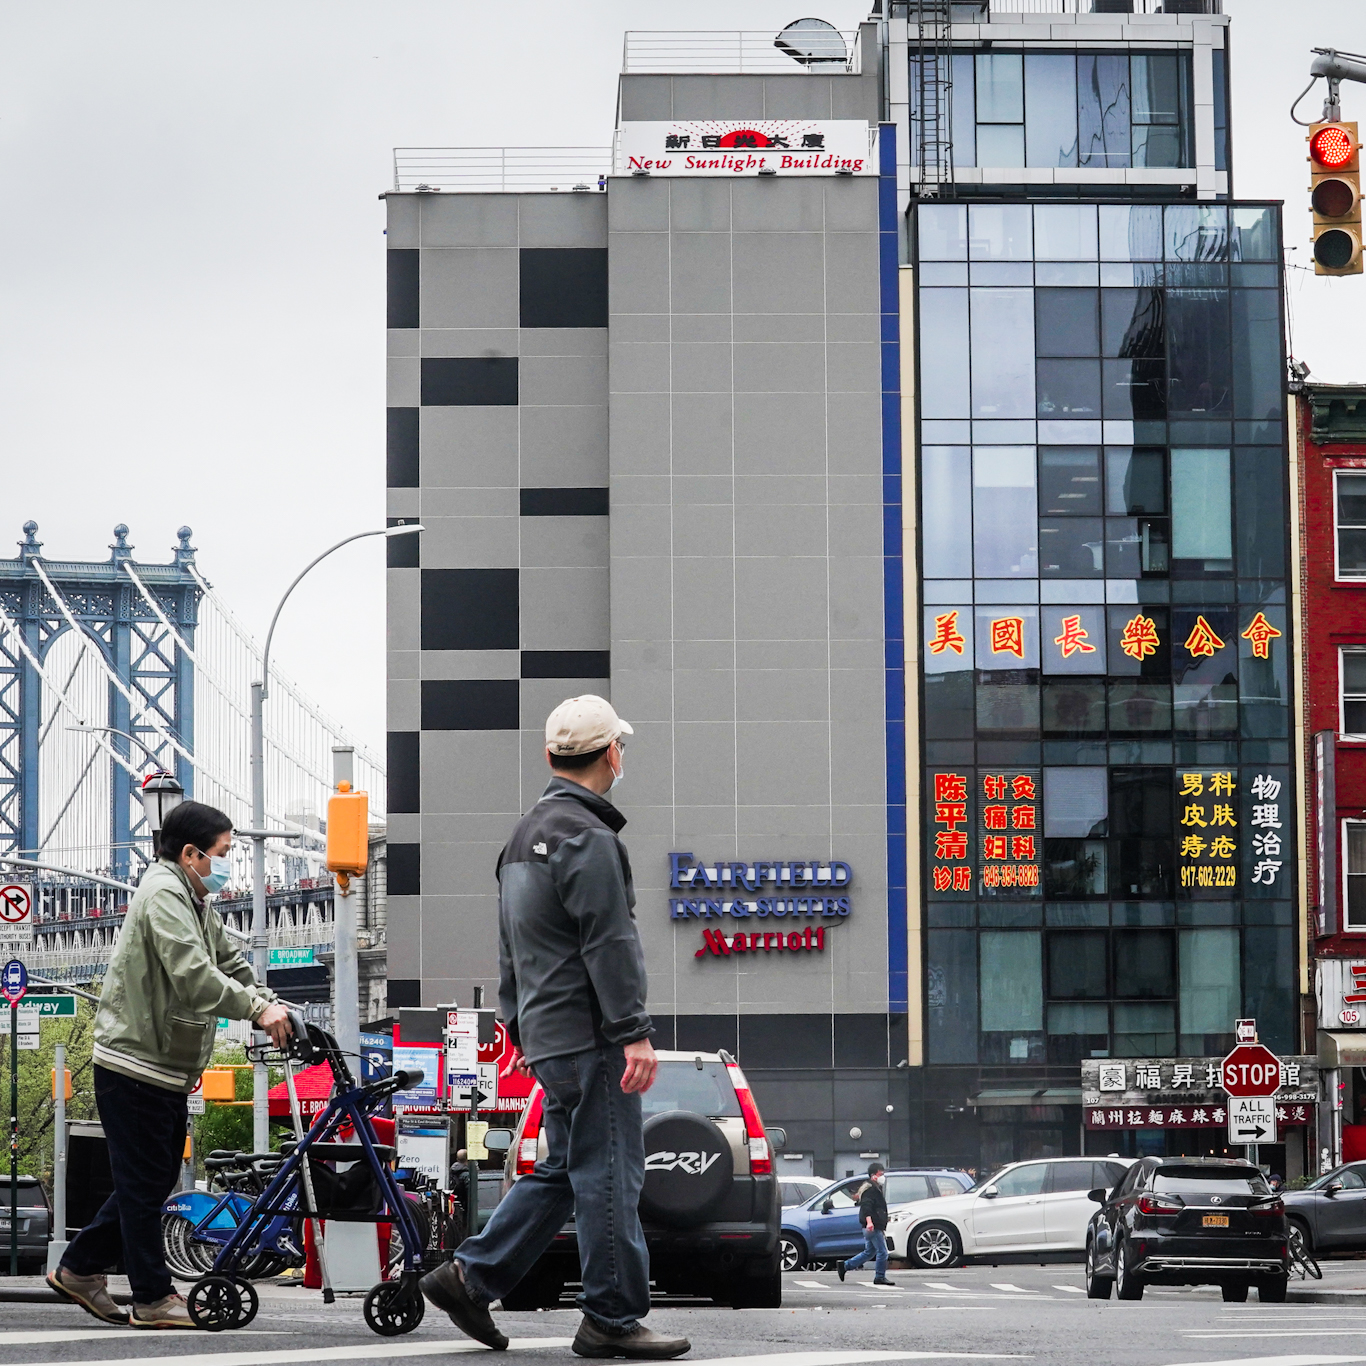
[
  {"x1": 1226, "y1": 1095, "x2": 1278, "y2": 1146},
  {"x1": 1219, "y1": 1042, "x2": 1283, "y2": 1098}
]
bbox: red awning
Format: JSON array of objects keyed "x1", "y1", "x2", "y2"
[{"x1": 267, "y1": 1063, "x2": 336, "y2": 1119}]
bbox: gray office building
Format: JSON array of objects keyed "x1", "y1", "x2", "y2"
[{"x1": 386, "y1": 1, "x2": 1297, "y2": 1178}]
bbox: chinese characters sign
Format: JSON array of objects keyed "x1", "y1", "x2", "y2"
[
  {"x1": 930, "y1": 772, "x2": 973, "y2": 894},
  {"x1": 617, "y1": 121, "x2": 873, "y2": 176},
  {"x1": 1087, "y1": 1103, "x2": 1311, "y2": 1130},
  {"x1": 1176, "y1": 769, "x2": 1239, "y2": 893},
  {"x1": 979, "y1": 772, "x2": 1040, "y2": 894}
]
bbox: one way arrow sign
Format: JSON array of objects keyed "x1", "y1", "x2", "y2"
[{"x1": 1226, "y1": 1095, "x2": 1277, "y2": 1147}]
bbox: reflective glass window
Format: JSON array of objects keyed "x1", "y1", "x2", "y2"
[
  {"x1": 1025, "y1": 55, "x2": 1079, "y2": 168},
  {"x1": 1109, "y1": 767, "x2": 1173, "y2": 838},
  {"x1": 1239, "y1": 604, "x2": 1288, "y2": 738},
  {"x1": 923, "y1": 604, "x2": 974, "y2": 676},
  {"x1": 1338, "y1": 471, "x2": 1366, "y2": 577},
  {"x1": 1347, "y1": 823, "x2": 1366, "y2": 930},
  {"x1": 1178, "y1": 927, "x2": 1239, "y2": 1051},
  {"x1": 1047, "y1": 1002, "x2": 1108, "y2": 1039},
  {"x1": 1231, "y1": 207, "x2": 1279, "y2": 262},
  {"x1": 1102, "y1": 360, "x2": 1166, "y2": 422},
  {"x1": 1232, "y1": 290, "x2": 1284, "y2": 421},
  {"x1": 976, "y1": 52, "x2": 1024, "y2": 123},
  {"x1": 1166, "y1": 205, "x2": 1230, "y2": 262},
  {"x1": 1044, "y1": 840, "x2": 1108, "y2": 899},
  {"x1": 1131, "y1": 53, "x2": 1184, "y2": 168},
  {"x1": 978, "y1": 125, "x2": 1025, "y2": 167},
  {"x1": 1037, "y1": 359, "x2": 1101, "y2": 419},
  {"x1": 1172, "y1": 607, "x2": 1237, "y2": 738},
  {"x1": 1099, "y1": 205, "x2": 1163, "y2": 261},
  {"x1": 1042, "y1": 602, "x2": 1107, "y2": 672},
  {"x1": 1101, "y1": 288, "x2": 1163, "y2": 358},
  {"x1": 1235, "y1": 450, "x2": 1285, "y2": 580},
  {"x1": 1114, "y1": 1001, "x2": 1175, "y2": 1056},
  {"x1": 1113, "y1": 928, "x2": 1175, "y2": 998},
  {"x1": 1037, "y1": 290, "x2": 1100, "y2": 357},
  {"x1": 1034, "y1": 204, "x2": 1096, "y2": 261},
  {"x1": 993, "y1": 1163, "x2": 1048, "y2": 1198},
  {"x1": 969, "y1": 204, "x2": 1033, "y2": 262},
  {"x1": 1105, "y1": 516, "x2": 1169, "y2": 577},
  {"x1": 1105, "y1": 448, "x2": 1166, "y2": 514},
  {"x1": 1040, "y1": 447, "x2": 1102, "y2": 515},
  {"x1": 1167, "y1": 289, "x2": 1231, "y2": 416},
  {"x1": 1171, "y1": 449, "x2": 1232, "y2": 565},
  {"x1": 1108, "y1": 681, "x2": 1173, "y2": 735},
  {"x1": 919, "y1": 289, "x2": 971, "y2": 419},
  {"x1": 976, "y1": 671, "x2": 1041, "y2": 732},
  {"x1": 924, "y1": 670, "x2": 975, "y2": 737},
  {"x1": 919, "y1": 204, "x2": 968, "y2": 260},
  {"x1": 1048, "y1": 930, "x2": 1108, "y2": 998},
  {"x1": 972, "y1": 289, "x2": 1035, "y2": 417},
  {"x1": 1043, "y1": 767, "x2": 1108, "y2": 837},
  {"x1": 973, "y1": 447, "x2": 1037, "y2": 576},
  {"x1": 927, "y1": 929, "x2": 978, "y2": 1063},
  {"x1": 953, "y1": 52, "x2": 977, "y2": 168},
  {"x1": 1040, "y1": 520, "x2": 1104, "y2": 577},
  {"x1": 1106, "y1": 606, "x2": 1170, "y2": 678},
  {"x1": 922, "y1": 446, "x2": 973, "y2": 577},
  {"x1": 980, "y1": 930, "x2": 1043, "y2": 1031},
  {"x1": 1078, "y1": 55, "x2": 1131, "y2": 169},
  {"x1": 1042, "y1": 679, "x2": 1106, "y2": 738}
]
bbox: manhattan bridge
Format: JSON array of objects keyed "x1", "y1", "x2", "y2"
[{"x1": 0, "y1": 520, "x2": 387, "y2": 1016}]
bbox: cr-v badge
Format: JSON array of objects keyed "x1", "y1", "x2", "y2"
[{"x1": 646, "y1": 1150, "x2": 722, "y2": 1175}]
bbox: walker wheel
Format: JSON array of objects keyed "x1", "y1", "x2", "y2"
[
  {"x1": 364, "y1": 1277, "x2": 425, "y2": 1336},
  {"x1": 233, "y1": 1275, "x2": 260, "y2": 1327},
  {"x1": 188, "y1": 1275, "x2": 245, "y2": 1331}
]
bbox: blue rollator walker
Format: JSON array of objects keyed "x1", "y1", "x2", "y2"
[{"x1": 186, "y1": 1009, "x2": 428, "y2": 1335}]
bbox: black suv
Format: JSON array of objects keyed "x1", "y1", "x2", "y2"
[
  {"x1": 1085, "y1": 1156, "x2": 1288, "y2": 1302},
  {"x1": 495, "y1": 1050, "x2": 782, "y2": 1309}
]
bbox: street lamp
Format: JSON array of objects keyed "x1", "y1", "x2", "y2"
[
  {"x1": 247, "y1": 523, "x2": 424, "y2": 1150},
  {"x1": 137, "y1": 771, "x2": 185, "y2": 841},
  {"x1": 65, "y1": 724, "x2": 166, "y2": 768}
]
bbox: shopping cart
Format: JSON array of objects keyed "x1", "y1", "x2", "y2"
[{"x1": 185, "y1": 1009, "x2": 427, "y2": 1335}]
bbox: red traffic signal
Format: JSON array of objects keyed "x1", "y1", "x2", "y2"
[{"x1": 1311, "y1": 123, "x2": 1355, "y2": 169}]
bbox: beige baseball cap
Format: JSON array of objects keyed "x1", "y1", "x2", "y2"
[{"x1": 545, "y1": 694, "x2": 634, "y2": 756}]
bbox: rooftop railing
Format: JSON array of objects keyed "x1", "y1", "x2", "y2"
[
  {"x1": 392, "y1": 148, "x2": 611, "y2": 194},
  {"x1": 621, "y1": 30, "x2": 862, "y2": 74},
  {"x1": 981, "y1": 0, "x2": 1222, "y2": 13}
]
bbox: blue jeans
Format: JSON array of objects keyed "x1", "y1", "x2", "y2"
[
  {"x1": 457, "y1": 1044, "x2": 650, "y2": 1331},
  {"x1": 845, "y1": 1228, "x2": 888, "y2": 1279},
  {"x1": 62, "y1": 1066, "x2": 187, "y2": 1303}
]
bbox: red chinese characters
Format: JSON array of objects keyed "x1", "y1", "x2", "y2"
[
  {"x1": 978, "y1": 772, "x2": 1039, "y2": 893},
  {"x1": 927, "y1": 610, "x2": 966, "y2": 656},
  {"x1": 1240, "y1": 611, "x2": 1282, "y2": 660},
  {"x1": 1118, "y1": 614, "x2": 1161, "y2": 661},
  {"x1": 990, "y1": 616, "x2": 1025, "y2": 659},
  {"x1": 1053, "y1": 614, "x2": 1096, "y2": 658},
  {"x1": 930, "y1": 772, "x2": 973, "y2": 894}
]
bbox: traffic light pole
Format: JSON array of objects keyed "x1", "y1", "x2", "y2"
[{"x1": 331, "y1": 746, "x2": 360, "y2": 1062}]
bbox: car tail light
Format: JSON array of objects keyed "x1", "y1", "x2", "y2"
[
  {"x1": 725, "y1": 1060, "x2": 771, "y2": 1175},
  {"x1": 1137, "y1": 1194, "x2": 1182, "y2": 1216},
  {"x1": 516, "y1": 1086, "x2": 545, "y2": 1176},
  {"x1": 1252, "y1": 1198, "x2": 1285, "y2": 1217}
]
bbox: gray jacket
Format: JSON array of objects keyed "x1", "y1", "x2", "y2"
[{"x1": 496, "y1": 777, "x2": 652, "y2": 1065}]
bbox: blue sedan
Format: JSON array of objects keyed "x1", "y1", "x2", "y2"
[{"x1": 779, "y1": 1169, "x2": 974, "y2": 1271}]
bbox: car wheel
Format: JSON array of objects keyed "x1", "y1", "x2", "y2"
[
  {"x1": 1257, "y1": 1278, "x2": 1287, "y2": 1303},
  {"x1": 1289, "y1": 1219, "x2": 1313, "y2": 1262},
  {"x1": 779, "y1": 1236, "x2": 807, "y2": 1273},
  {"x1": 727, "y1": 1251, "x2": 783, "y2": 1309},
  {"x1": 909, "y1": 1221, "x2": 961, "y2": 1270},
  {"x1": 1084, "y1": 1238, "x2": 1112, "y2": 1300},
  {"x1": 1114, "y1": 1239, "x2": 1144, "y2": 1301}
]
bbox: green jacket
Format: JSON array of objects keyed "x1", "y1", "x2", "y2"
[{"x1": 93, "y1": 859, "x2": 276, "y2": 1092}]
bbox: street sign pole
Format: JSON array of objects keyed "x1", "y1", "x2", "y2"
[
  {"x1": 9, "y1": 1000, "x2": 16, "y2": 1277},
  {"x1": 48, "y1": 1042, "x2": 66, "y2": 1273}
]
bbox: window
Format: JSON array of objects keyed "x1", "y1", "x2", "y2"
[
  {"x1": 824, "y1": 1182, "x2": 859, "y2": 1209},
  {"x1": 1346, "y1": 822, "x2": 1366, "y2": 931},
  {"x1": 1179, "y1": 927, "x2": 1239, "y2": 1053},
  {"x1": 976, "y1": 53, "x2": 1024, "y2": 165},
  {"x1": 1336, "y1": 471, "x2": 1366, "y2": 578},
  {"x1": 1171, "y1": 449, "x2": 1232, "y2": 569},
  {"x1": 1342, "y1": 651, "x2": 1366, "y2": 735},
  {"x1": 1047, "y1": 1161, "x2": 1101, "y2": 1193},
  {"x1": 884, "y1": 1175, "x2": 933, "y2": 1205},
  {"x1": 1048, "y1": 930, "x2": 1107, "y2": 997},
  {"x1": 932, "y1": 1174, "x2": 967, "y2": 1197},
  {"x1": 992, "y1": 1164, "x2": 1048, "y2": 1198}
]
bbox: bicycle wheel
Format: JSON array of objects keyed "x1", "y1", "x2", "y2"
[
  {"x1": 386, "y1": 1196, "x2": 432, "y2": 1279},
  {"x1": 162, "y1": 1215, "x2": 202, "y2": 1281},
  {"x1": 1289, "y1": 1221, "x2": 1322, "y2": 1280}
]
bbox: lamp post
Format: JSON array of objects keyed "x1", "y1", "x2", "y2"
[{"x1": 248, "y1": 524, "x2": 423, "y2": 1151}]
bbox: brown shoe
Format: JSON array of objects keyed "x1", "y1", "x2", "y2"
[
  {"x1": 47, "y1": 1267, "x2": 128, "y2": 1325},
  {"x1": 420, "y1": 1261, "x2": 508, "y2": 1351},
  {"x1": 131, "y1": 1292, "x2": 197, "y2": 1328},
  {"x1": 572, "y1": 1317, "x2": 691, "y2": 1359}
]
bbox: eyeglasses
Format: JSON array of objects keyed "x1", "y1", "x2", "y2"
[{"x1": 614, "y1": 737, "x2": 627, "y2": 756}]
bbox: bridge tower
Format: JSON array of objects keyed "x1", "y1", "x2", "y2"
[{"x1": 0, "y1": 522, "x2": 200, "y2": 881}]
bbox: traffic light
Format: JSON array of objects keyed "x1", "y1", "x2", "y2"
[{"x1": 1309, "y1": 120, "x2": 1362, "y2": 275}]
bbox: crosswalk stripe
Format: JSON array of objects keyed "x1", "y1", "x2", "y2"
[
  {"x1": 3, "y1": 1335, "x2": 576, "y2": 1366},
  {"x1": 796, "y1": 1281, "x2": 828, "y2": 1289},
  {"x1": 685, "y1": 1353, "x2": 1030, "y2": 1365},
  {"x1": 988, "y1": 1285, "x2": 1032, "y2": 1294},
  {"x1": 1164, "y1": 1355, "x2": 1366, "y2": 1365},
  {"x1": 922, "y1": 1282, "x2": 964, "y2": 1291},
  {"x1": 0, "y1": 1330, "x2": 278, "y2": 1345},
  {"x1": 1051, "y1": 1286, "x2": 1085, "y2": 1294}
]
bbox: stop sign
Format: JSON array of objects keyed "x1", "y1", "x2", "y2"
[{"x1": 1220, "y1": 1043, "x2": 1283, "y2": 1097}]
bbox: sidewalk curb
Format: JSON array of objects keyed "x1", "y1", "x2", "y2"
[{"x1": 1288, "y1": 1290, "x2": 1366, "y2": 1304}]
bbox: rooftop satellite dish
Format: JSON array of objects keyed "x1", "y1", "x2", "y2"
[{"x1": 774, "y1": 18, "x2": 848, "y2": 68}]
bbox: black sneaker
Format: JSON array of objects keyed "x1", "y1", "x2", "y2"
[
  {"x1": 836, "y1": 1261, "x2": 846, "y2": 1282},
  {"x1": 420, "y1": 1261, "x2": 508, "y2": 1351},
  {"x1": 872, "y1": 1277, "x2": 897, "y2": 1287},
  {"x1": 572, "y1": 1317, "x2": 690, "y2": 1359}
]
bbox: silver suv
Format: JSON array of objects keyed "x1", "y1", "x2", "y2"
[{"x1": 495, "y1": 1050, "x2": 782, "y2": 1309}]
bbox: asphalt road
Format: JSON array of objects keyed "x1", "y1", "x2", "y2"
[{"x1": 6, "y1": 1261, "x2": 1366, "y2": 1366}]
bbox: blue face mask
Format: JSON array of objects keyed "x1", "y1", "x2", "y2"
[{"x1": 197, "y1": 851, "x2": 231, "y2": 895}]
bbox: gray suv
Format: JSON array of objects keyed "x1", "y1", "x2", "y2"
[
  {"x1": 495, "y1": 1050, "x2": 782, "y2": 1309},
  {"x1": 0, "y1": 1176, "x2": 52, "y2": 1272}
]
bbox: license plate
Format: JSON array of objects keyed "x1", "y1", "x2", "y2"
[{"x1": 1202, "y1": 1215, "x2": 1229, "y2": 1228}]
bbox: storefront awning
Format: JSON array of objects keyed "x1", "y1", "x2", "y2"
[
  {"x1": 968, "y1": 1087, "x2": 1081, "y2": 1108},
  {"x1": 1320, "y1": 1030, "x2": 1366, "y2": 1068}
]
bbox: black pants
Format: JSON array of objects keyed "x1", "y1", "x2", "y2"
[{"x1": 62, "y1": 1065, "x2": 187, "y2": 1303}]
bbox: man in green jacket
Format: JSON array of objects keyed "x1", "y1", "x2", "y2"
[{"x1": 48, "y1": 800, "x2": 291, "y2": 1329}]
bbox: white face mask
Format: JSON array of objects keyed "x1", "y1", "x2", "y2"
[
  {"x1": 608, "y1": 746, "x2": 625, "y2": 793},
  {"x1": 197, "y1": 851, "x2": 232, "y2": 895}
]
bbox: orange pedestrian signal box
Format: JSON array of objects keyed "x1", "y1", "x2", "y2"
[
  {"x1": 200, "y1": 1067, "x2": 237, "y2": 1101},
  {"x1": 51, "y1": 1068, "x2": 72, "y2": 1101},
  {"x1": 326, "y1": 782, "x2": 369, "y2": 877}
]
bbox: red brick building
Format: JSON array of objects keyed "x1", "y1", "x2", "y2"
[{"x1": 1299, "y1": 383, "x2": 1366, "y2": 1164}]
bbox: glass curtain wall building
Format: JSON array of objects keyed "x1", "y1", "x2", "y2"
[{"x1": 897, "y1": 8, "x2": 1297, "y2": 1170}]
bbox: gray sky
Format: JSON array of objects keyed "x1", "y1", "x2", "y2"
[{"x1": 0, "y1": 0, "x2": 1360, "y2": 754}]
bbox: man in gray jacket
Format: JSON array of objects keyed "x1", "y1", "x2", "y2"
[{"x1": 422, "y1": 697, "x2": 688, "y2": 1360}]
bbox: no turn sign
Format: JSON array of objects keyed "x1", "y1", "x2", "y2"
[{"x1": 0, "y1": 885, "x2": 32, "y2": 948}]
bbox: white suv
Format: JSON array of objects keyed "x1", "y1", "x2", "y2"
[{"x1": 887, "y1": 1157, "x2": 1134, "y2": 1269}]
